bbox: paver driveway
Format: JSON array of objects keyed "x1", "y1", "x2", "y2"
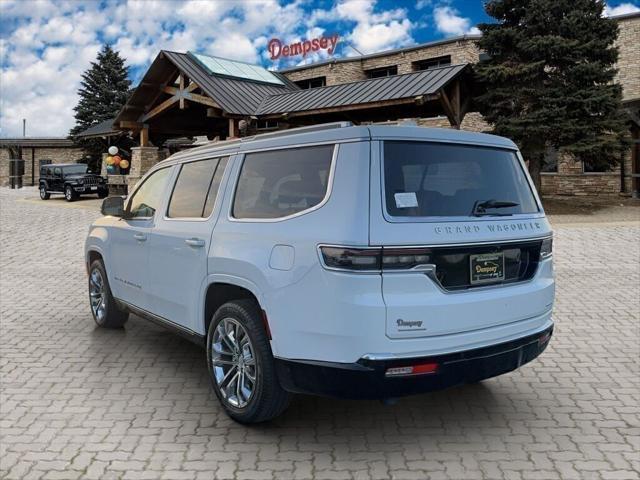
[{"x1": 1, "y1": 187, "x2": 639, "y2": 480}]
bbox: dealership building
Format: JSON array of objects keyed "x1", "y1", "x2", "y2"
[{"x1": 2, "y1": 12, "x2": 638, "y2": 197}]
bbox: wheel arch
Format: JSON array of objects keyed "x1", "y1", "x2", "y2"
[{"x1": 202, "y1": 279, "x2": 267, "y2": 338}]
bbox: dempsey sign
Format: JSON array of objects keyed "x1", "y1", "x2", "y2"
[{"x1": 268, "y1": 34, "x2": 340, "y2": 60}]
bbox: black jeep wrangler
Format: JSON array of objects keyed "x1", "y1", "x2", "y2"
[{"x1": 39, "y1": 164, "x2": 108, "y2": 201}]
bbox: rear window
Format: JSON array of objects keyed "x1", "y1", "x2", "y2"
[
  {"x1": 383, "y1": 141, "x2": 539, "y2": 217},
  {"x1": 232, "y1": 145, "x2": 334, "y2": 219}
]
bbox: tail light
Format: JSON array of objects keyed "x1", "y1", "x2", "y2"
[
  {"x1": 540, "y1": 237, "x2": 553, "y2": 259},
  {"x1": 319, "y1": 246, "x2": 433, "y2": 272}
]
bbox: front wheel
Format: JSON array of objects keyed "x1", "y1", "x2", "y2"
[
  {"x1": 64, "y1": 185, "x2": 76, "y2": 202},
  {"x1": 207, "y1": 300, "x2": 290, "y2": 423},
  {"x1": 88, "y1": 259, "x2": 128, "y2": 328},
  {"x1": 39, "y1": 185, "x2": 50, "y2": 200}
]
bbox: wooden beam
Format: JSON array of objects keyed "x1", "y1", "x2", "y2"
[
  {"x1": 119, "y1": 120, "x2": 143, "y2": 129},
  {"x1": 140, "y1": 126, "x2": 149, "y2": 147},
  {"x1": 183, "y1": 92, "x2": 221, "y2": 109},
  {"x1": 140, "y1": 95, "x2": 179, "y2": 123},
  {"x1": 179, "y1": 74, "x2": 185, "y2": 109},
  {"x1": 452, "y1": 80, "x2": 461, "y2": 126},
  {"x1": 439, "y1": 89, "x2": 459, "y2": 129},
  {"x1": 228, "y1": 118, "x2": 239, "y2": 139}
]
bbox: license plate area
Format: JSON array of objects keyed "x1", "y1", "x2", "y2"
[
  {"x1": 91, "y1": 186, "x2": 97, "y2": 191},
  {"x1": 470, "y1": 252, "x2": 504, "y2": 284}
]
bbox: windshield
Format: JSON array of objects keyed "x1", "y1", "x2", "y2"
[
  {"x1": 63, "y1": 165, "x2": 89, "y2": 175},
  {"x1": 383, "y1": 141, "x2": 539, "y2": 218}
]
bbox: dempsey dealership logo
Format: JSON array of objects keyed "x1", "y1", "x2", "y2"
[
  {"x1": 397, "y1": 319, "x2": 424, "y2": 330},
  {"x1": 268, "y1": 34, "x2": 340, "y2": 60}
]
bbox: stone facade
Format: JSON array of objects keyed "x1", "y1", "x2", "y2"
[
  {"x1": 616, "y1": 14, "x2": 640, "y2": 101},
  {"x1": 0, "y1": 145, "x2": 85, "y2": 187},
  {"x1": 127, "y1": 146, "x2": 169, "y2": 190},
  {"x1": 284, "y1": 36, "x2": 481, "y2": 86}
]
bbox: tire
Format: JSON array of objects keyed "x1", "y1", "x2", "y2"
[
  {"x1": 64, "y1": 185, "x2": 77, "y2": 202},
  {"x1": 206, "y1": 300, "x2": 290, "y2": 423},
  {"x1": 39, "y1": 185, "x2": 50, "y2": 200},
  {"x1": 88, "y1": 259, "x2": 129, "y2": 329}
]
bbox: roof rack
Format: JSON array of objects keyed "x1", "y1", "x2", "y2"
[{"x1": 240, "y1": 122, "x2": 352, "y2": 143}]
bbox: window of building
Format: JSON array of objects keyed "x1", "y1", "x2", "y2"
[
  {"x1": 412, "y1": 55, "x2": 452, "y2": 71},
  {"x1": 294, "y1": 77, "x2": 326, "y2": 89},
  {"x1": 365, "y1": 65, "x2": 398, "y2": 79},
  {"x1": 232, "y1": 145, "x2": 334, "y2": 219},
  {"x1": 583, "y1": 160, "x2": 612, "y2": 173},
  {"x1": 542, "y1": 147, "x2": 558, "y2": 173},
  {"x1": 256, "y1": 120, "x2": 279, "y2": 130},
  {"x1": 127, "y1": 167, "x2": 171, "y2": 219},
  {"x1": 167, "y1": 157, "x2": 228, "y2": 218}
]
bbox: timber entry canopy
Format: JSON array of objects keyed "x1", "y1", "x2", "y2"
[{"x1": 110, "y1": 50, "x2": 475, "y2": 144}]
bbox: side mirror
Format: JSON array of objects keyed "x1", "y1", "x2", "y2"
[{"x1": 101, "y1": 196, "x2": 125, "y2": 217}]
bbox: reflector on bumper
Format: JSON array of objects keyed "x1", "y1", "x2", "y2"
[{"x1": 385, "y1": 362, "x2": 438, "y2": 377}]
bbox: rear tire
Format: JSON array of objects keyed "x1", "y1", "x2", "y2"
[
  {"x1": 88, "y1": 259, "x2": 128, "y2": 329},
  {"x1": 206, "y1": 300, "x2": 290, "y2": 423},
  {"x1": 64, "y1": 185, "x2": 76, "y2": 202},
  {"x1": 39, "y1": 185, "x2": 50, "y2": 200}
]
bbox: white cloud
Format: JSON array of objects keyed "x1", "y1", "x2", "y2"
[
  {"x1": 603, "y1": 2, "x2": 640, "y2": 16},
  {"x1": 0, "y1": 0, "x2": 417, "y2": 137},
  {"x1": 433, "y1": 5, "x2": 478, "y2": 36}
]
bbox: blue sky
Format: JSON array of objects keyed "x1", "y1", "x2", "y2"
[{"x1": 1, "y1": 0, "x2": 638, "y2": 137}]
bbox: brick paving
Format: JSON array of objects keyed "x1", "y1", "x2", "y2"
[{"x1": 1, "y1": 187, "x2": 639, "y2": 480}]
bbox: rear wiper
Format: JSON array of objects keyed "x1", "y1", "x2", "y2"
[{"x1": 471, "y1": 199, "x2": 520, "y2": 217}]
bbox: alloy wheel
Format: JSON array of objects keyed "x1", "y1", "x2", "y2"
[
  {"x1": 89, "y1": 268, "x2": 106, "y2": 322},
  {"x1": 65, "y1": 188, "x2": 72, "y2": 200},
  {"x1": 40, "y1": 187, "x2": 46, "y2": 199},
  {"x1": 211, "y1": 318, "x2": 257, "y2": 408}
]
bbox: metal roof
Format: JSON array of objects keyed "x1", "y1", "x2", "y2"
[
  {"x1": 256, "y1": 63, "x2": 468, "y2": 115},
  {"x1": 0, "y1": 138, "x2": 76, "y2": 147},
  {"x1": 74, "y1": 118, "x2": 119, "y2": 139},
  {"x1": 162, "y1": 51, "x2": 294, "y2": 115}
]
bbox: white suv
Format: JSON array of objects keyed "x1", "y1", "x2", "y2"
[{"x1": 85, "y1": 123, "x2": 554, "y2": 423}]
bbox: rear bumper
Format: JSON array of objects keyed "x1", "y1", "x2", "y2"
[{"x1": 275, "y1": 326, "x2": 552, "y2": 399}]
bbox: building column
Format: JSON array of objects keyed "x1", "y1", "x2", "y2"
[{"x1": 127, "y1": 146, "x2": 161, "y2": 190}]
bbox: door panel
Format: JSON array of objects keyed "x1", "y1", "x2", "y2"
[{"x1": 147, "y1": 157, "x2": 230, "y2": 331}]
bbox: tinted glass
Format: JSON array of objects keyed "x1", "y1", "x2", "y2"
[
  {"x1": 203, "y1": 157, "x2": 228, "y2": 217},
  {"x1": 233, "y1": 145, "x2": 333, "y2": 219},
  {"x1": 384, "y1": 141, "x2": 539, "y2": 217},
  {"x1": 63, "y1": 165, "x2": 88, "y2": 175},
  {"x1": 128, "y1": 167, "x2": 171, "y2": 219},
  {"x1": 167, "y1": 158, "x2": 224, "y2": 218}
]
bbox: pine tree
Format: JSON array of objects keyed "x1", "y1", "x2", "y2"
[
  {"x1": 70, "y1": 45, "x2": 131, "y2": 167},
  {"x1": 474, "y1": 0, "x2": 629, "y2": 192}
]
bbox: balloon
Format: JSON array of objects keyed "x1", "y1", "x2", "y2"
[
  {"x1": 113, "y1": 155, "x2": 121, "y2": 166},
  {"x1": 105, "y1": 155, "x2": 114, "y2": 165},
  {"x1": 106, "y1": 165, "x2": 116, "y2": 174},
  {"x1": 119, "y1": 159, "x2": 129, "y2": 169},
  {"x1": 108, "y1": 146, "x2": 118, "y2": 155}
]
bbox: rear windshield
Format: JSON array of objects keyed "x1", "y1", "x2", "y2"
[{"x1": 383, "y1": 141, "x2": 539, "y2": 217}]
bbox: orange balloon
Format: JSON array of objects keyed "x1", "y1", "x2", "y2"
[{"x1": 113, "y1": 155, "x2": 121, "y2": 166}]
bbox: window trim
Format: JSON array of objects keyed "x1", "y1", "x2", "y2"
[
  {"x1": 228, "y1": 143, "x2": 339, "y2": 223},
  {"x1": 163, "y1": 156, "x2": 229, "y2": 222},
  {"x1": 380, "y1": 140, "x2": 544, "y2": 224},
  {"x1": 125, "y1": 166, "x2": 173, "y2": 221}
]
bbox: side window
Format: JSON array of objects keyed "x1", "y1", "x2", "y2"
[
  {"x1": 232, "y1": 145, "x2": 333, "y2": 219},
  {"x1": 128, "y1": 167, "x2": 172, "y2": 219},
  {"x1": 53, "y1": 167, "x2": 61, "y2": 176},
  {"x1": 167, "y1": 157, "x2": 228, "y2": 218}
]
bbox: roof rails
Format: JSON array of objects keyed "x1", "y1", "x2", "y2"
[{"x1": 240, "y1": 122, "x2": 352, "y2": 143}]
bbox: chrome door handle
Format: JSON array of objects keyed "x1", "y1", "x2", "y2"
[
  {"x1": 133, "y1": 233, "x2": 147, "y2": 242},
  {"x1": 185, "y1": 238, "x2": 205, "y2": 248}
]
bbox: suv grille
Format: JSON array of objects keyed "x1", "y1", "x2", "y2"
[
  {"x1": 430, "y1": 240, "x2": 543, "y2": 291},
  {"x1": 84, "y1": 177, "x2": 99, "y2": 186}
]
